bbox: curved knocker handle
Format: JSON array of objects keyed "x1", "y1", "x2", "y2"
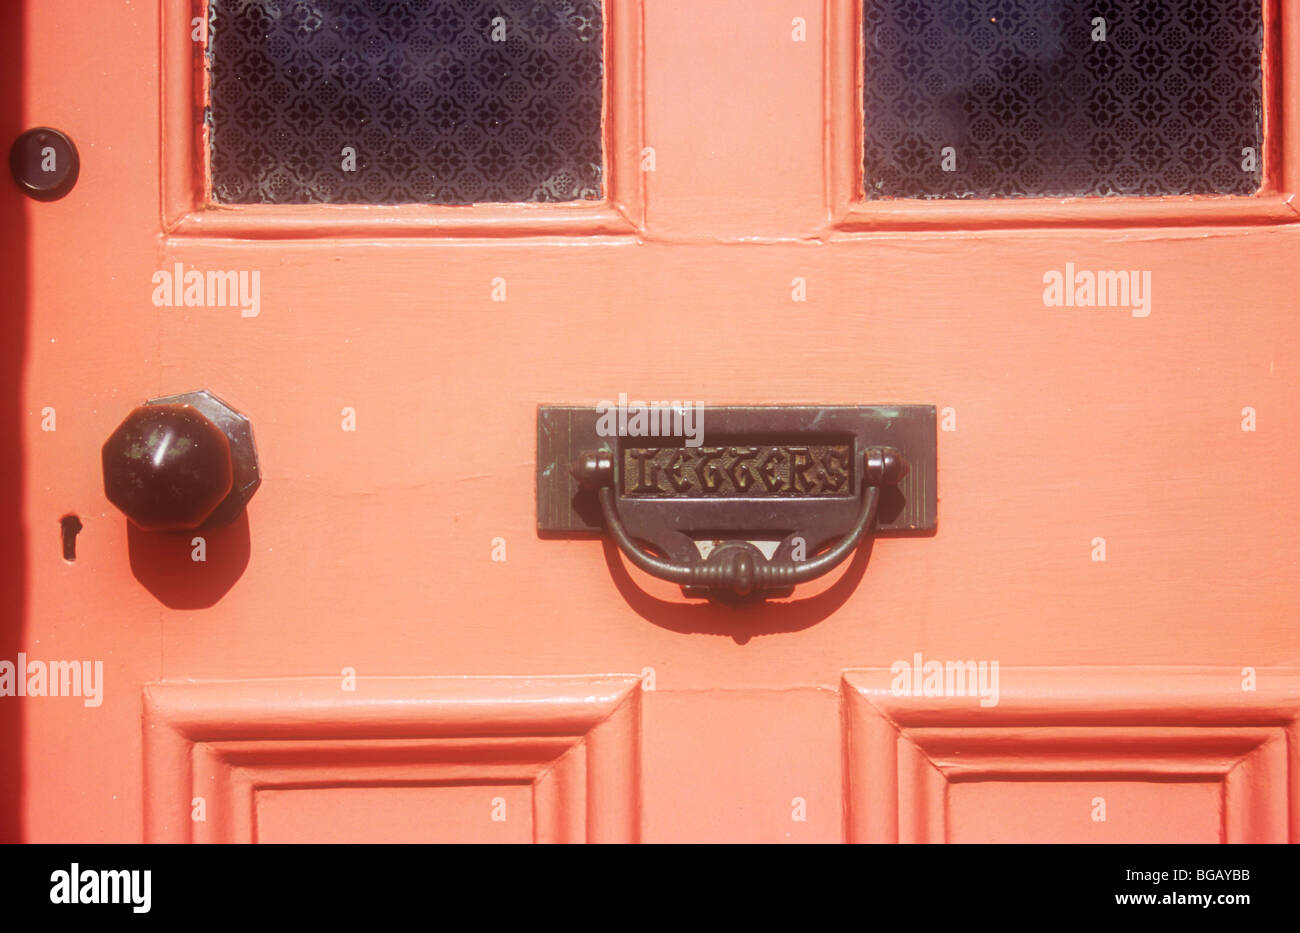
[{"x1": 573, "y1": 447, "x2": 909, "y2": 600}]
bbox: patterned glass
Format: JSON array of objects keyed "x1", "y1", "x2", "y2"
[
  {"x1": 208, "y1": 0, "x2": 604, "y2": 204},
  {"x1": 862, "y1": 0, "x2": 1264, "y2": 199}
]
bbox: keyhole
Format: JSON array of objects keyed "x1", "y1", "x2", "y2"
[{"x1": 60, "y1": 514, "x2": 82, "y2": 561}]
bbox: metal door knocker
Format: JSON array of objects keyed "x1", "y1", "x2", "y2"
[{"x1": 537, "y1": 405, "x2": 937, "y2": 602}]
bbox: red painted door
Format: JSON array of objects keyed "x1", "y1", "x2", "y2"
[{"x1": 4, "y1": 0, "x2": 1299, "y2": 843}]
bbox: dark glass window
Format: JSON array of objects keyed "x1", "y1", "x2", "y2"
[
  {"x1": 862, "y1": 0, "x2": 1264, "y2": 199},
  {"x1": 208, "y1": 0, "x2": 604, "y2": 204}
]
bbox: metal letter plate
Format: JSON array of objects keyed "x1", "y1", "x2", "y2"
[{"x1": 537, "y1": 405, "x2": 936, "y2": 555}]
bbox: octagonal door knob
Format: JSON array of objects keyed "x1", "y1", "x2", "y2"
[{"x1": 102, "y1": 390, "x2": 260, "y2": 532}]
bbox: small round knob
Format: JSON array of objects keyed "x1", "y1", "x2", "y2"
[
  {"x1": 10, "y1": 127, "x2": 79, "y2": 201},
  {"x1": 571, "y1": 450, "x2": 614, "y2": 488},
  {"x1": 865, "y1": 447, "x2": 910, "y2": 487},
  {"x1": 102, "y1": 390, "x2": 260, "y2": 532}
]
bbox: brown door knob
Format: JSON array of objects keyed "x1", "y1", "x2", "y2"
[{"x1": 102, "y1": 390, "x2": 260, "y2": 532}]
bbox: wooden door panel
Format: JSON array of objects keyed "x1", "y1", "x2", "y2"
[
  {"x1": 142, "y1": 678, "x2": 641, "y2": 843},
  {"x1": 255, "y1": 785, "x2": 535, "y2": 845},
  {"x1": 947, "y1": 782, "x2": 1223, "y2": 844},
  {"x1": 844, "y1": 669, "x2": 1299, "y2": 843}
]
